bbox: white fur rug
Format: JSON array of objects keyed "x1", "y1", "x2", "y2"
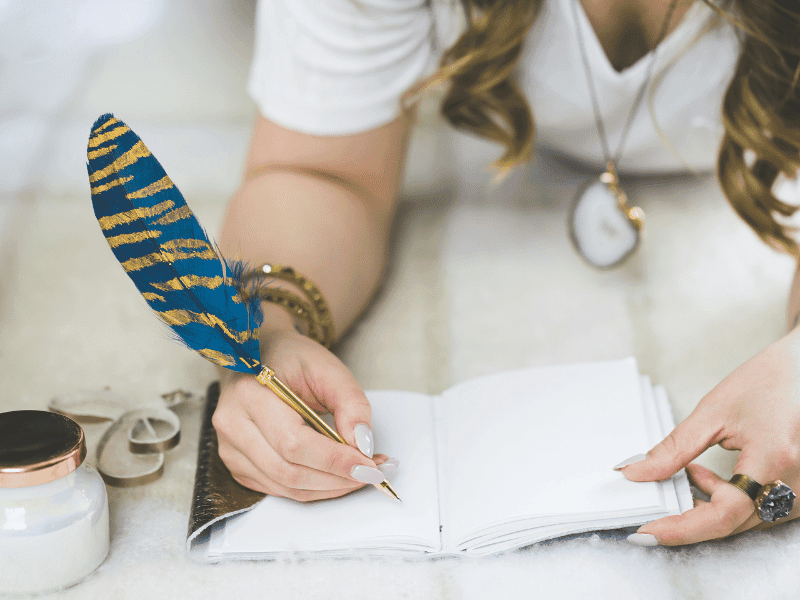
[{"x1": 2, "y1": 134, "x2": 800, "y2": 599}]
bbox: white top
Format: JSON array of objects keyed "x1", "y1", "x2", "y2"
[{"x1": 248, "y1": 0, "x2": 741, "y2": 174}]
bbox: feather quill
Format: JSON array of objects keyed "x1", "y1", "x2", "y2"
[
  {"x1": 87, "y1": 114, "x2": 400, "y2": 501},
  {"x1": 87, "y1": 113, "x2": 263, "y2": 374}
]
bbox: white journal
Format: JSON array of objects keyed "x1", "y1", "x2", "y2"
[{"x1": 196, "y1": 358, "x2": 691, "y2": 558}]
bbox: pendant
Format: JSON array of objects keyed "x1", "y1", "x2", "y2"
[{"x1": 568, "y1": 165, "x2": 645, "y2": 269}]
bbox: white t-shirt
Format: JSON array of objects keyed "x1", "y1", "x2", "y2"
[{"x1": 247, "y1": 0, "x2": 741, "y2": 174}]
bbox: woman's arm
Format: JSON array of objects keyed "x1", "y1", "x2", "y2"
[{"x1": 212, "y1": 112, "x2": 413, "y2": 500}]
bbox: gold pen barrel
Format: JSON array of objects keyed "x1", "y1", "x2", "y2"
[
  {"x1": 256, "y1": 366, "x2": 400, "y2": 501},
  {"x1": 257, "y1": 367, "x2": 345, "y2": 443}
]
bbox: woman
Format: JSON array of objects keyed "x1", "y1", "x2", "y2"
[{"x1": 211, "y1": 0, "x2": 800, "y2": 546}]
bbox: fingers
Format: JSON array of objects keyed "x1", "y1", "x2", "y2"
[
  {"x1": 267, "y1": 335, "x2": 375, "y2": 457},
  {"x1": 375, "y1": 455, "x2": 400, "y2": 477},
  {"x1": 632, "y1": 457, "x2": 799, "y2": 546},
  {"x1": 686, "y1": 463, "x2": 727, "y2": 497},
  {"x1": 620, "y1": 406, "x2": 724, "y2": 483},
  {"x1": 213, "y1": 360, "x2": 389, "y2": 501},
  {"x1": 636, "y1": 476, "x2": 755, "y2": 546},
  {"x1": 246, "y1": 381, "x2": 378, "y2": 478},
  {"x1": 304, "y1": 355, "x2": 373, "y2": 453},
  {"x1": 218, "y1": 414, "x2": 362, "y2": 492},
  {"x1": 221, "y1": 443, "x2": 361, "y2": 502}
]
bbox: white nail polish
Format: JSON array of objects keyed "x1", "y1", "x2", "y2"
[
  {"x1": 613, "y1": 453, "x2": 648, "y2": 471},
  {"x1": 377, "y1": 458, "x2": 399, "y2": 477},
  {"x1": 350, "y1": 465, "x2": 385, "y2": 484},
  {"x1": 626, "y1": 533, "x2": 659, "y2": 547},
  {"x1": 353, "y1": 423, "x2": 374, "y2": 458}
]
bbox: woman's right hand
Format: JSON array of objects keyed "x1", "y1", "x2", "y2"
[
  {"x1": 211, "y1": 327, "x2": 395, "y2": 501},
  {"x1": 213, "y1": 113, "x2": 410, "y2": 500}
]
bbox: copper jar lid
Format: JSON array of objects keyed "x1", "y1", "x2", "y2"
[{"x1": 0, "y1": 410, "x2": 87, "y2": 488}]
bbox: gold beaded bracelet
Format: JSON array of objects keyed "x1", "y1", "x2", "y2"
[{"x1": 240, "y1": 263, "x2": 335, "y2": 349}]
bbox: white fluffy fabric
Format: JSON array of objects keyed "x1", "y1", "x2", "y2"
[{"x1": 2, "y1": 132, "x2": 800, "y2": 599}]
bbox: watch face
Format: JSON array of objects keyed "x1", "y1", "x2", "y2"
[
  {"x1": 757, "y1": 481, "x2": 796, "y2": 522},
  {"x1": 569, "y1": 178, "x2": 640, "y2": 269}
]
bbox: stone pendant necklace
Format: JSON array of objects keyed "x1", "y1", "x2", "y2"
[{"x1": 568, "y1": 0, "x2": 679, "y2": 269}]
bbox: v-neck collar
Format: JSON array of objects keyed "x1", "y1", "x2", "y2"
[{"x1": 566, "y1": 0, "x2": 711, "y2": 82}]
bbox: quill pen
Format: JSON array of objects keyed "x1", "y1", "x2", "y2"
[{"x1": 87, "y1": 113, "x2": 398, "y2": 500}]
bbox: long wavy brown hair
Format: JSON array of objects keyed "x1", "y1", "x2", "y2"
[{"x1": 415, "y1": 0, "x2": 800, "y2": 254}]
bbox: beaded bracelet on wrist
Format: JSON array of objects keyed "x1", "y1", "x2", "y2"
[{"x1": 240, "y1": 263, "x2": 335, "y2": 349}]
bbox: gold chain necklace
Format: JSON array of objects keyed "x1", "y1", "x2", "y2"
[{"x1": 568, "y1": 0, "x2": 680, "y2": 268}]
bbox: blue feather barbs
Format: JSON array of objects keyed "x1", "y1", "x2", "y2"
[{"x1": 87, "y1": 113, "x2": 264, "y2": 374}]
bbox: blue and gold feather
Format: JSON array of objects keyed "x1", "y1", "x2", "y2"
[{"x1": 87, "y1": 113, "x2": 263, "y2": 374}]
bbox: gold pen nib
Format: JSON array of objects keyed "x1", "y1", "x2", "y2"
[{"x1": 378, "y1": 480, "x2": 401, "y2": 502}]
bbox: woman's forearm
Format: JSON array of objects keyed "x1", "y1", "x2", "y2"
[
  {"x1": 219, "y1": 171, "x2": 392, "y2": 337},
  {"x1": 218, "y1": 114, "x2": 412, "y2": 339}
]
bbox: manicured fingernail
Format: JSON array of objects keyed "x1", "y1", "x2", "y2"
[
  {"x1": 350, "y1": 465, "x2": 385, "y2": 484},
  {"x1": 613, "y1": 453, "x2": 648, "y2": 470},
  {"x1": 354, "y1": 423, "x2": 374, "y2": 458},
  {"x1": 626, "y1": 533, "x2": 659, "y2": 547},
  {"x1": 377, "y1": 458, "x2": 399, "y2": 477}
]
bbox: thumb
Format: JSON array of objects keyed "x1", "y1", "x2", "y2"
[
  {"x1": 618, "y1": 406, "x2": 723, "y2": 482},
  {"x1": 333, "y1": 387, "x2": 374, "y2": 459},
  {"x1": 313, "y1": 363, "x2": 374, "y2": 459}
]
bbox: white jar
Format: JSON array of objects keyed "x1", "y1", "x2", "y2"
[{"x1": 0, "y1": 410, "x2": 110, "y2": 594}]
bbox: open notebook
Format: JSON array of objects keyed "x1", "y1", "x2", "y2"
[{"x1": 190, "y1": 358, "x2": 692, "y2": 558}]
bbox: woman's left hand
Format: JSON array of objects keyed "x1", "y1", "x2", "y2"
[{"x1": 618, "y1": 327, "x2": 800, "y2": 545}]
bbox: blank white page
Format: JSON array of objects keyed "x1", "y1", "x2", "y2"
[
  {"x1": 214, "y1": 391, "x2": 441, "y2": 556},
  {"x1": 438, "y1": 358, "x2": 662, "y2": 547}
]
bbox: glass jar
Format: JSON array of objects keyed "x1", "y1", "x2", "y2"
[{"x1": 0, "y1": 410, "x2": 110, "y2": 594}]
